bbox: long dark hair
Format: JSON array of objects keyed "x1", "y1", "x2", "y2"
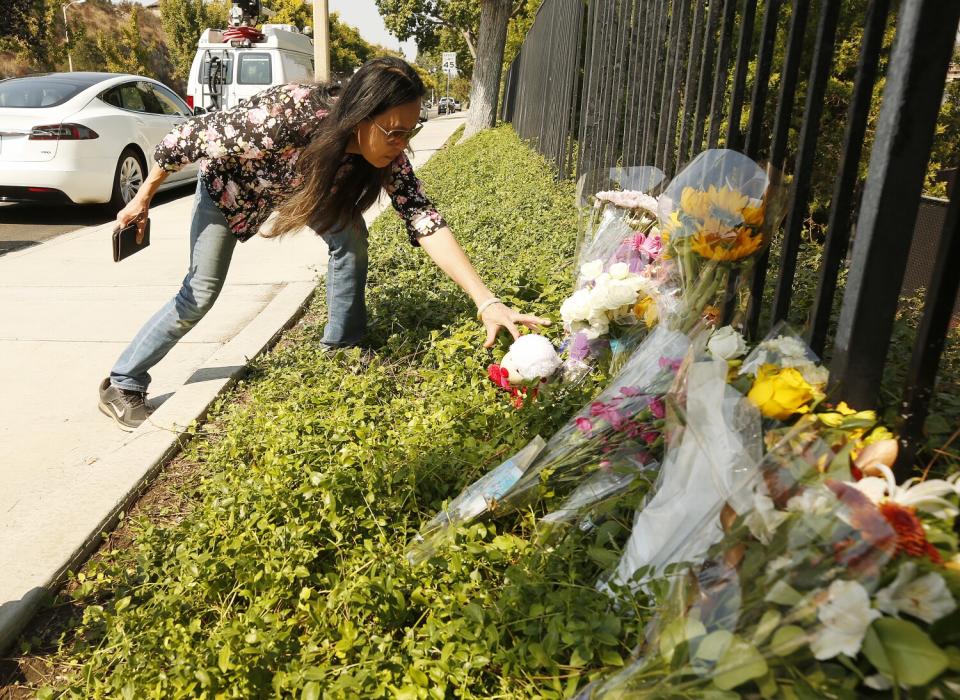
[{"x1": 268, "y1": 56, "x2": 426, "y2": 238}]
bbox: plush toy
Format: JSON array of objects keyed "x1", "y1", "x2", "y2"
[
  {"x1": 500, "y1": 334, "x2": 562, "y2": 385},
  {"x1": 487, "y1": 334, "x2": 562, "y2": 408}
]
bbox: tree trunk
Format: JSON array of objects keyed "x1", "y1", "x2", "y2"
[{"x1": 464, "y1": 0, "x2": 512, "y2": 139}]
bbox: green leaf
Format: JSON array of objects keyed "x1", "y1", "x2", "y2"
[
  {"x1": 217, "y1": 645, "x2": 232, "y2": 673},
  {"x1": 769, "y1": 625, "x2": 806, "y2": 657},
  {"x1": 694, "y1": 630, "x2": 734, "y2": 661},
  {"x1": 301, "y1": 681, "x2": 321, "y2": 700},
  {"x1": 862, "y1": 618, "x2": 949, "y2": 687},
  {"x1": 713, "y1": 636, "x2": 769, "y2": 691}
]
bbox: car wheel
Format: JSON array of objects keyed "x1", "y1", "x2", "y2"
[{"x1": 110, "y1": 147, "x2": 146, "y2": 211}]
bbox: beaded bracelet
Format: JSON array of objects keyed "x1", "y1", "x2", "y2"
[{"x1": 476, "y1": 297, "x2": 502, "y2": 320}]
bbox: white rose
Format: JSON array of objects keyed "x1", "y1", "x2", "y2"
[
  {"x1": 560, "y1": 288, "x2": 593, "y2": 324},
  {"x1": 707, "y1": 326, "x2": 747, "y2": 361},
  {"x1": 502, "y1": 334, "x2": 562, "y2": 382},
  {"x1": 580, "y1": 259, "x2": 604, "y2": 281},
  {"x1": 875, "y1": 563, "x2": 957, "y2": 624},
  {"x1": 588, "y1": 280, "x2": 615, "y2": 312},
  {"x1": 810, "y1": 580, "x2": 880, "y2": 660},
  {"x1": 604, "y1": 280, "x2": 639, "y2": 310},
  {"x1": 609, "y1": 261, "x2": 630, "y2": 280}
]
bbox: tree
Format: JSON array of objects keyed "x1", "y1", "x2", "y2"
[
  {"x1": 0, "y1": 0, "x2": 64, "y2": 72},
  {"x1": 262, "y1": 0, "x2": 311, "y2": 29},
  {"x1": 375, "y1": 0, "x2": 480, "y2": 58},
  {"x1": 328, "y1": 12, "x2": 374, "y2": 78},
  {"x1": 159, "y1": 0, "x2": 228, "y2": 81},
  {"x1": 464, "y1": 0, "x2": 512, "y2": 137},
  {"x1": 377, "y1": 0, "x2": 529, "y2": 137},
  {"x1": 96, "y1": 5, "x2": 153, "y2": 77}
]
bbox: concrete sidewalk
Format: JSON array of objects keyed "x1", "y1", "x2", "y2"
[{"x1": 0, "y1": 113, "x2": 467, "y2": 651}]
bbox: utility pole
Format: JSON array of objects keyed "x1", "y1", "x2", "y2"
[
  {"x1": 62, "y1": 0, "x2": 86, "y2": 72},
  {"x1": 312, "y1": 0, "x2": 330, "y2": 83}
]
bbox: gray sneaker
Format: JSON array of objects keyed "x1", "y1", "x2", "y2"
[{"x1": 98, "y1": 378, "x2": 149, "y2": 431}]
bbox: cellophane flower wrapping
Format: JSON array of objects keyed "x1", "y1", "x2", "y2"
[
  {"x1": 411, "y1": 325, "x2": 692, "y2": 563},
  {"x1": 406, "y1": 436, "x2": 546, "y2": 566},
  {"x1": 598, "y1": 331, "x2": 764, "y2": 592},
  {"x1": 564, "y1": 167, "x2": 672, "y2": 378},
  {"x1": 576, "y1": 375, "x2": 960, "y2": 697},
  {"x1": 658, "y1": 149, "x2": 782, "y2": 334},
  {"x1": 579, "y1": 421, "x2": 904, "y2": 698}
]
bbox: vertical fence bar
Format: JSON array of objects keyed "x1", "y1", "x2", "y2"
[
  {"x1": 744, "y1": 0, "x2": 806, "y2": 339},
  {"x1": 770, "y1": 0, "x2": 842, "y2": 324},
  {"x1": 654, "y1": 0, "x2": 682, "y2": 170},
  {"x1": 895, "y1": 192, "x2": 960, "y2": 475},
  {"x1": 576, "y1": 0, "x2": 602, "y2": 180},
  {"x1": 807, "y1": 0, "x2": 890, "y2": 355},
  {"x1": 645, "y1": 0, "x2": 670, "y2": 167},
  {"x1": 623, "y1": 0, "x2": 648, "y2": 164},
  {"x1": 830, "y1": 0, "x2": 960, "y2": 409},
  {"x1": 724, "y1": 0, "x2": 757, "y2": 152},
  {"x1": 742, "y1": 0, "x2": 782, "y2": 158},
  {"x1": 662, "y1": 0, "x2": 693, "y2": 174},
  {"x1": 707, "y1": 0, "x2": 737, "y2": 148},
  {"x1": 692, "y1": 0, "x2": 722, "y2": 154},
  {"x1": 678, "y1": 0, "x2": 706, "y2": 165}
]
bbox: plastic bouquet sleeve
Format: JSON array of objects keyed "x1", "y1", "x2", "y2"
[
  {"x1": 657, "y1": 149, "x2": 786, "y2": 333},
  {"x1": 405, "y1": 436, "x2": 546, "y2": 566},
  {"x1": 579, "y1": 415, "x2": 960, "y2": 698},
  {"x1": 601, "y1": 349, "x2": 763, "y2": 592}
]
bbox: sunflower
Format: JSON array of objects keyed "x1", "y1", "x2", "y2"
[
  {"x1": 680, "y1": 185, "x2": 750, "y2": 222},
  {"x1": 690, "y1": 226, "x2": 764, "y2": 261}
]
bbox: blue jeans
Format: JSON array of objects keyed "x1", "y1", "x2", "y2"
[
  {"x1": 319, "y1": 216, "x2": 369, "y2": 347},
  {"x1": 110, "y1": 184, "x2": 369, "y2": 392}
]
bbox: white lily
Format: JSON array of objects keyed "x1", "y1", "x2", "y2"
[
  {"x1": 850, "y1": 464, "x2": 959, "y2": 520},
  {"x1": 875, "y1": 562, "x2": 957, "y2": 624},
  {"x1": 810, "y1": 580, "x2": 880, "y2": 660}
]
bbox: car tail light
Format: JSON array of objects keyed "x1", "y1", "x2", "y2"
[
  {"x1": 186, "y1": 94, "x2": 194, "y2": 110},
  {"x1": 28, "y1": 124, "x2": 100, "y2": 140}
]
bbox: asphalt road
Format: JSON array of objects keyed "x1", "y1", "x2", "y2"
[{"x1": 0, "y1": 182, "x2": 196, "y2": 257}]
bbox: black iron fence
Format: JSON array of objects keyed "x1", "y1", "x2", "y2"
[{"x1": 501, "y1": 0, "x2": 960, "y2": 473}]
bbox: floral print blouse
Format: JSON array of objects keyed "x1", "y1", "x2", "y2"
[{"x1": 153, "y1": 83, "x2": 446, "y2": 244}]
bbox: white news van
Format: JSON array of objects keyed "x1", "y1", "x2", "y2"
[{"x1": 186, "y1": 24, "x2": 315, "y2": 112}]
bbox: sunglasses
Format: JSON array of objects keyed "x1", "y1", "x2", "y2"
[{"x1": 370, "y1": 119, "x2": 423, "y2": 144}]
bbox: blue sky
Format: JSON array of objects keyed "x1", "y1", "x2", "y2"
[{"x1": 128, "y1": 0, "x2": 418, "y2": 59}]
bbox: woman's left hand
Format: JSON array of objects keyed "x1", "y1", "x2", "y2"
[{"x1": 481, "y1": 303, "x2": 551, "y2": 348}]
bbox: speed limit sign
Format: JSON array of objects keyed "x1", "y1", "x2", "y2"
[{"x1": 441, "y1": 51, "x2": 457, "y2": 74}]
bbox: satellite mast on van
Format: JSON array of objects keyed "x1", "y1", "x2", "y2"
[{"x1": 187, "y1": 0, "x2": 315, "y2": 114}]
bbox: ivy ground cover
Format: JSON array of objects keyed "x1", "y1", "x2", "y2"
[{"x1": 30, "y1": 126, "x2": 642, "y2": 698}]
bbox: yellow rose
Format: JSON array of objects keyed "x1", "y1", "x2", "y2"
[
  {"x1": 633, "y1": 296, "x2": 659, "y2": 328},
  {"x1": 748, "y1": 365, "x2": 818, "y2": 421}
]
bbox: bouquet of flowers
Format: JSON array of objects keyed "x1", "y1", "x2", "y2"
[
  {"x1": 657, "y1": 149, "x2": 784, "y2": 333},
  {"x1": 574, "y1": 165, "x2": 666, "y2": 275},
  {"x1": 408, "y1": 325, "x2": 691, "y2": 565},
  {"x1": 577, "y1": 389, "x2": 960, "y2": 697},
  {"x1": 564, "y1": 168, "x2": 672, "y2": 375}
]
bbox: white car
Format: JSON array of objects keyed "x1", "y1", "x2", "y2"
[{"x1": 0, "y1": 72, "x2": 198, "y2": 210}]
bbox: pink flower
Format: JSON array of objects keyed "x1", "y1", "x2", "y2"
[
  {"x1": 640, "y1": 233, "x2": 663, "y2": 259},
  {"x1": 629, "y1": 232, "x2": 648, "y2": 253},
  {"x1": 575, "y1": 417, "x2": 593, "y2": 434},
  {"x1": 641, "y1": 431, "x2": 659, "y2": 445},
  {"x1": 649, "y1": 397, "x2": 665, "y2": 420}
]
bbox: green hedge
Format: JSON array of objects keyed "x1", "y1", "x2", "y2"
[{"x1": 44, "y1": 126, "x2": 641, "y2": 699}]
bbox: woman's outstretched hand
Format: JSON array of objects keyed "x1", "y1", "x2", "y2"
[{"x1": 480, "y1": 302, "x2": 551, "y2": 349}]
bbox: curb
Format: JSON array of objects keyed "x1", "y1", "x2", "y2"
[{"x1": 0, "y1": 280, "x2": 316, "y2": 654}]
